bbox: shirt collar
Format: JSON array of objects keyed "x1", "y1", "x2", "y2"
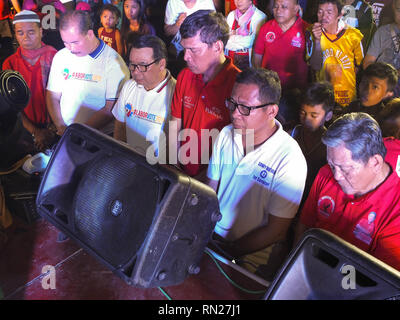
[
  {"x1": 136, "y1": 70, "x2": 172, "y2": 93},
  {"x1": 193, "y1": 56, "x2": 236, "y2": 87},
  {"x1": 89, "y1": 39, "x2": 105, "y2": 59}
]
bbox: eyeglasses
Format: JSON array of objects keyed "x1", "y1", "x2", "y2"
[
  {"x1": 225, "y1": 97, "x2": 276, "y2": 116},
  {"x1": 128, "y1": 59, "x2": 159, "y2": 72}
]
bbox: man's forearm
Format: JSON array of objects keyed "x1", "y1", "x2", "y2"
[
  {"x1": 85, "y1": 100, "x2": 116, "y2": 130},
  {"x1": 46, "y1": 90, "x2": 66, "y2": 134},
  {"x1": 113, "y1": 119, "x2": 126, "y2": 142},
  {"x1": 231, "y1": 216, "x2": 292, "y2": 257},
  {"x1": 164, "y1": 23, "x2": 180, "y2": 37},
  {"x1": 309, "y1": 40, "x2": 323, "y2": 71}
]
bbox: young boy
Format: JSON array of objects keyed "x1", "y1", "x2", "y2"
[
  {"x1": 98, "y1": 4, "x2": 123, "y2": 56},
  {"x1": 290, "y1": 81, "x2": 335, "y2": 203},
  {"x1": 344, "y1": 62, "x2": 398, "y2": 119}
]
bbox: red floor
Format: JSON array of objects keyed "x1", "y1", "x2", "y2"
[{"x1": 0, "y1": 215, "x2": 268, "y2": 300}]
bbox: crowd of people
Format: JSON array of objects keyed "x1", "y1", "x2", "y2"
[{"x1": 2, "y1": 0, "x2": 400, "y2": 282}]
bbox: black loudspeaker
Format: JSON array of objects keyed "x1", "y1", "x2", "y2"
[
  {"x1": 264, "y1": 229, "x2": 400, "y2": 300},
  {"x1": 36, "y1": 123, "x2": 221, "y2": 288}
]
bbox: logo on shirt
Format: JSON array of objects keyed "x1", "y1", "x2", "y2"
[
  {"x1": 317, "y1": 195, "x2": 335, "y2": 217},
  {"x1": 205, "y1": 106, "x2": 223, "y2": 120},
  {"x1": 125, "y1": 103, "x2": 165, "y2": 124},
  {"x1": 252, "y1": 162, "x2": 275, "y2": 187},
  {"x1": 183, "y1": 96, "x2": 195, "y2": 109},
  {"x1": 265, "y1": 31, "x2": 276, "y2": 43},
  {"x1": 353, "y1": 211, "x2": 376, "y2": 245},
  {"x1": 62, "y1": 68, "x2": 101, "y2": 82},
  {"x1": 291, "y1": 32, "x2": 302, "y2": 48}
]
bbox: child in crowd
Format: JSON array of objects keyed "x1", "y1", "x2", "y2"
[
  {"x1": 290, "y1": 81, "x2": 335, "y2": 206},
  {"x1": 121, "y1": 0, "x2": 155, "y2": 52},
  {"x1": 225, "y1": 0, "x2": 266, "y2": 69},
  {"x1": 98, "y1": 4, "x2": 123, "y2": 56},
  {"x1": 342, "y1": 62, "x2": 398, "y2": 119}
]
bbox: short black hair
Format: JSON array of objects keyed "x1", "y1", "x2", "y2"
[
  {"x1": 318, "y1": 0, "x2": 344, "y2": 14},
  {"x1": 362, "y1": 62, "x2": 399, "y2": 92},
  {"x1": 100, "y1": 4, "x2": 121, "y2": 19},
  {"x1": 302, "y1": 81, "x2": 335, "y2": 113},
  {"x1": 235, "y1": 68, "x2": 281, "y2": 105},
  {"x1": 127, "y1": 34, "x2": 167, "y2": 63},
  {"x1": 180, "y1": 10, "x2": 230, "y2": 47}
]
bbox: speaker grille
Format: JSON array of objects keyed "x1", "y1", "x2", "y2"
[{"x1": 73, "y1": 155, "x2": 158, "y2": 268}]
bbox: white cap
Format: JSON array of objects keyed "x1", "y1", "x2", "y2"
[{"x1": 13, "y1": 10, "x2": 41, "y2": 24}]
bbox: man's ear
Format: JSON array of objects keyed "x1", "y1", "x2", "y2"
[
  {"x1": 87, "y1": 29, "x2": 95, "y2": 39},
  {"x1": 213, "y1": 40, "x2": 224, "y2": 54},
  {"x1": 158, "y1": 58, "x2": 167, "y2": 70},
  {"x1": 368, "y1": 154, "x2": 384, "y2": 172},
  {"x1": 267, "y1": 104, "x2": 279, "y2": 119}
]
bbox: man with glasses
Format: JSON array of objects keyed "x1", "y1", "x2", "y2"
[
  {"x1": 46, "y1": 10, "x2": 129, "y2": 136},
  {"x1": 206, "y1": 68, "x2": 307, "y2": 278},
  {"x1": 170, "y1": 10, "x2": 240, "y2": 179},
  {"x1": 112, "y1": 34, "x2": 176, "y2": 159}
]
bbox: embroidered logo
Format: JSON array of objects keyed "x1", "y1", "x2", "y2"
[
  {"x1": 183, "y1": 96, "x2": 195, "y2": 109},
  {"x1": 317, "y1": 195, "x2": 335, "y2": 217},
  {"x1": 353, "y1": 212, "x2": 376, "y2": 245},
  {"x1": 291, "y1": 32, "x2": 302, "y2": 48},
  {"x1": 265, "y1": 31, "x2": 276, "y2": 43}
]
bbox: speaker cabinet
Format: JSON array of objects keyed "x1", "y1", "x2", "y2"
[
  {"x1": 264, "y1": 229, "x2": 400, "y2": 300},
  {"x1": 36, "y1": 123, "x2": 221, "y2": 288}
]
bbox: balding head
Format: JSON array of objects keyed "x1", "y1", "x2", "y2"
[{"x1": 59, "y1": 10, "x2": 93, "y2": 35}]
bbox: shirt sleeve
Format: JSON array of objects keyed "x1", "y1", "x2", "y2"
[
  {"x1": 267, "y1": 147, "x2": 308, "y2": 219},
  {"x1": 111, "y1": 80, "x2": 130, "y2": 122},
  {"x1": 165, "y1": 0, "x2": 178, "y2": 25},
  {"x1": 46, "y1": 52, "x2": 63, "y2": 93},
  {"x1": 170, "y1": 70, "x2": 185, "y2": 119},
  {"x1": 366, "y1": 25, "x2": 385, "y2": 58},
  {"x1": 253, "y1": 24, "x2": 266, "y2": 55},
  {"x1": 299, "y1": 167, "x2": 326, "y2": 227},
  {"x1": 352, "y1": 29, "x2": 364, "y2": 66},
  {"x1": 105, "y1": 52, "x2": 130, "y2": 101},
  {"x1": 207, "y1": 127, "x2": 224, "y2": 182}
]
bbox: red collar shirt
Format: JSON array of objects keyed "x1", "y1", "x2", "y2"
[
  {"x1": 254, "y1": 17, "x2": 309, "y2": 91},
  {"x1": 171, "y1": 56, "x2": 240, "y2": 176},
  {"x1": 300, "y1": 138, "x2": 400, "y2": 270}
]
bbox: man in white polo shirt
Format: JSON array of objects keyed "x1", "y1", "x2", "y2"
[
  {"x1": 46, "y1": 10, "x2": 129, "y2": 136},
  {"x1": 206, "y1": 68, "x2": 307, "y2": 277},
  {"x1": 112, "y1": 35, "x2": 176, "y2": 160}
]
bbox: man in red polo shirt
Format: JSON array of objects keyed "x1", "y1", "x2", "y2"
[
  {"x1": 254, "y1": 0, "x2": 309, "y2": 92},
  {"x1": 2, "y1": 10, "x2": 57, "y2": 151},
  {"x1": 170, "y1": 10, "x2": 240, "y2": 178},
  {"x1": 295, "y1": 112, "x2": 400, "y2": 271}
]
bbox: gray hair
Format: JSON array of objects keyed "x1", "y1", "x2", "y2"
[{"x1": 322, "y1": 112, "x2": 387, "y2": 164}]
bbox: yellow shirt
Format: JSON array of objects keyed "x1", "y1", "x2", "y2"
[{"x1": 308, "y1": 23, "x2": 364, "y2": 106}]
